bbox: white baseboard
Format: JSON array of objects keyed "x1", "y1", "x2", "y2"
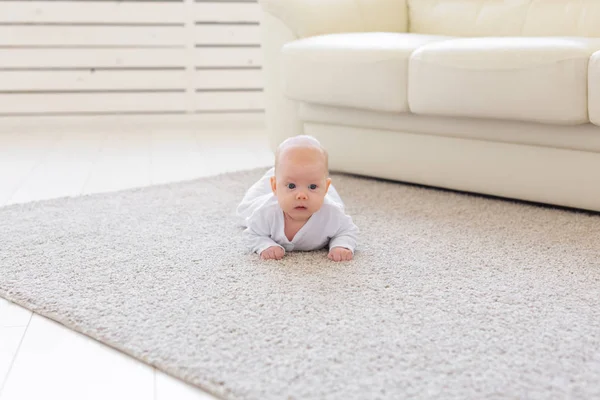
[{"x1": 0, "y1": 112, "x2": 266, "y2": 134}]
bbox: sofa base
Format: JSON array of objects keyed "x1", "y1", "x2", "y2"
[
  {"x1": 304, "y1": 122, "x2": 600, "y2": 213},
  {"x1": 299, "y1": 103, "x2": 600, "y2": 153}
]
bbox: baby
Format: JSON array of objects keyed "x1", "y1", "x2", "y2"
[{"x1": 237, "y1": 135, "x2": 358, "y2": 261}]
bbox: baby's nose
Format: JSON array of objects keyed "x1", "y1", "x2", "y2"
[{"x1": 296, "y1": 191, "x2": 308, "y2": 200}]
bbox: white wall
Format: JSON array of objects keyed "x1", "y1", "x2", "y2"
[{"x1": 0, "y1": 0, "x2": 264, "y2": 117}]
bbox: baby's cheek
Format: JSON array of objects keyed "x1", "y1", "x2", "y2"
[{"x1": 314, "y1": 197, "x2": 325, "y2": 209}]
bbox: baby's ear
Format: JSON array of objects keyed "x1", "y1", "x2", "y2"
[
  {"x1": 270, "y1": 176, "x2": 277, "y2": 194},
  {"x1": 325, "y1": 178, "x2": 331, "y2": 192}
]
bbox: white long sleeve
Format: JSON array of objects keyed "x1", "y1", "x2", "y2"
[
  {"x1": 242, "y1": 208, "x2": 285, "y2": 255},
  {"x1": 328, "y1": 212, "x2": 359, "y2": 253}
]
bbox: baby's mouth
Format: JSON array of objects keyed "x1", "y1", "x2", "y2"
[{"x1": 294, "y1": 206, "x2": 307, "y2": 210}]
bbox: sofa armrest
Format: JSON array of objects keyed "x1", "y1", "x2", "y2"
[
  {"x1": 589, "y1": 50, "x2": 600, "y2": 126},
  {"x1": 259, "y1": 0, "x2": 408, "y2": 38}
]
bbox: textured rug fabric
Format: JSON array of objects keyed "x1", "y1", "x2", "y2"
[{"x1": 1, "y1": 168, "x2": 600, "y2": 400}]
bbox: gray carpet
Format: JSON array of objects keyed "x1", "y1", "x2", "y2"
[{"x1": 1, "y1": 168, "x2": 600, "y2": 400}]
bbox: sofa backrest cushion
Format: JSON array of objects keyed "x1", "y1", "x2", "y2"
[
  {"x1": 260, "y1": 0, "x2": 408, "y2": 39},
  {"x1": 408, "y1": 0, "x2": 600, "y2": 37}
]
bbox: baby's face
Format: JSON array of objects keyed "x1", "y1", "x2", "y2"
[{"x1": 271, "y1": 147, "x2": 331, "y2": 221}]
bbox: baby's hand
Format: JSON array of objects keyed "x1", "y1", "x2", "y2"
[
  {"x1": 328, "y1": 247, "x2": 353, "y2": 262},
  {"x1": 261, "y1": 246, "x2": 285, "y2": 260}
]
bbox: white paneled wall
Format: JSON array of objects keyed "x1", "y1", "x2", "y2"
[{"x1": 0, "y1": 0, "x2": 264, "y2": 117}]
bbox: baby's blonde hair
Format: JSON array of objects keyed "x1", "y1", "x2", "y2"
[{"x1": 274, "y1": 135, "x2": 329, "y2": 174}]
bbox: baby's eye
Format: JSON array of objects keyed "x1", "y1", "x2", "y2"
[
  {"x1": 309, "y1": 184, "x2": 318, "y2": 190},
  {"x1": 287, "y1": 183, "x2": 296, "y2": 189}
]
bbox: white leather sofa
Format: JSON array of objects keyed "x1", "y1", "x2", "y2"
[{"x1": 258, "y1": 0, "x2": 600, "y2": 213}]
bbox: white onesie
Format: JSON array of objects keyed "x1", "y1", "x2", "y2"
[{"x1": 237, "y1": 168, "x2": 359, "y2": 256}]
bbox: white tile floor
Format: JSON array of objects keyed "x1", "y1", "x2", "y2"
[{"x1": 0, "y1": 126, "x2": 274, "y2": 400}]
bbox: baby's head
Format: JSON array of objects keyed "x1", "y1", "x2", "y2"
[{"x1": 270, "y1": 135, "x2": 331, "y2": 221}]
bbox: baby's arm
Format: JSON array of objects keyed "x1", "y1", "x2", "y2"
[
  {"x1": 328, "y1": 212, "x2": 359, "y2": 261},
  {"x1": 243, "y1": 211, "x2": 285, "y2": 260}
]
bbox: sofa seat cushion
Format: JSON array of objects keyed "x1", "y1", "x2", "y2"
[
  {"x1": 408, "y1": 37, "x2": 598, "y2": 125},
  {"x1": 281, "y1": 32, "x2": 448, "y2": 113}
]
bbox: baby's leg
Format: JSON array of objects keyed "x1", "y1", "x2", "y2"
[{"x1": 236, "y1": 167, "x2": 275, "y2": 222}]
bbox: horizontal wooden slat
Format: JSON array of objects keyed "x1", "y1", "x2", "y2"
[
  {"x1": 0, "y1": 71, "x2": 187, "y2": 91},
  {"x1": 195, "y1": 47, "x2": 262, "y2": 67},
  {"x1": 0, "y1": 1, "x2": 261, "y2": 24},
  {"x1": 194, "y1": 3, "x2": 260, "y2": 22},
  {"x1": 0, "y1": 26, "x2": 263, "y2": 49},
  {"x1": 0, "y1": 49, "x2": 186, "y2": 68},
  {"x1": 0, "y1": 113, "x2": 266, "y2": 135},
  {"x1": 194, "y1": 25, "x2": 260, "y2": 45},
  {"x1": 194, "y1": 91, "x2": 264, "y2": 111},
  {"x1": 195, "y1": 69, "x2": 262, "y2": 89},
  {"x1": 0, "y1": 70, "x2": 262, "y2": 91},
  {"x1": 0, "y1": 93, "x2": 187, "y2": 114},
  {"x1": 0, "y1": 47, "x2": 262, "y2": 68},
  {"x1": 0, "y1": 91, "x2": 264, "y2": 114},
  {"x1": 0, "y1": 26, "x2": 185, "y2": 46},
  {"x1": 0, "y1": 1, "x2": 184, "y2": 24}
]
